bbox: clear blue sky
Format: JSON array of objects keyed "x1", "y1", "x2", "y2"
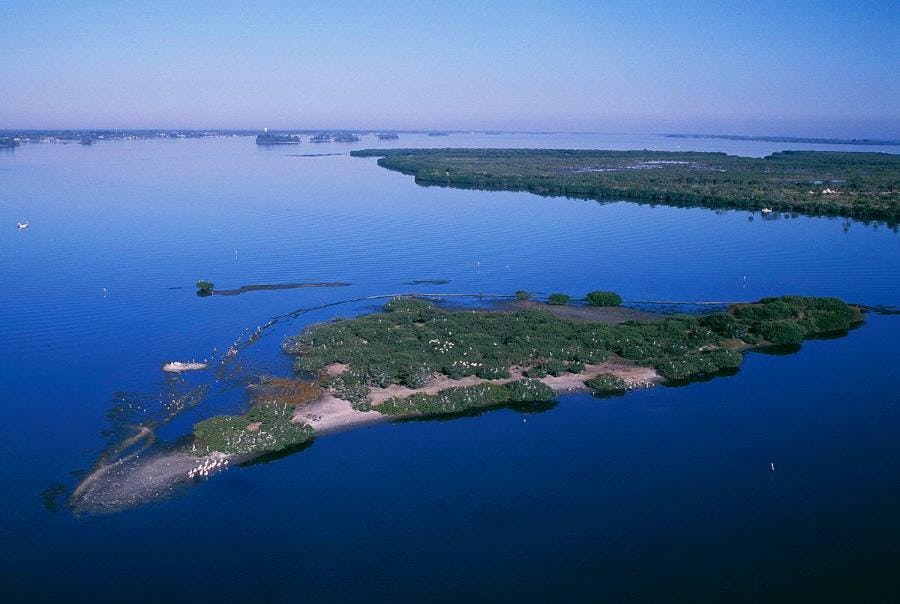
[{"x1": 1, "y1": 0, "x2": 897, "y2": 136}]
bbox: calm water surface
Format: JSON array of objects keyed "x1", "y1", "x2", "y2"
[{"x1": 1, "y1": 134, "x2": 898, "y2": 601}]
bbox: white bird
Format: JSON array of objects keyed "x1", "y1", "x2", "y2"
[
  {"x1": 17, "y1": 221, "x2": 29, "y2": 230},
  {"x1": 769, "y1": 462, "x2": 776, "y2": 472}
]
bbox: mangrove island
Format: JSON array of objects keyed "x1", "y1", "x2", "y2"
[
  {"x1": 69, "y1": 292, "x2": 864, "y2": 513},
  {"x1": 193, "y1": 294, "x2": 861, "y2": 456},
  {"x1": 350, "y1": 148, "x2": 900, "y2": 223}
]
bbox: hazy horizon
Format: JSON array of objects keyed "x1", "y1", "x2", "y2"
[{"x1": 2, "y1": 1, "x2": 898, "y2": 138}]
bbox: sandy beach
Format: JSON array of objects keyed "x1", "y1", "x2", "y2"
[{"x1": 292, "y1": 359, "x2": 662, "y2": 435}]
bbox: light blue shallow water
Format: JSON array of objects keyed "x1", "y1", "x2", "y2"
[{"x1": 0, "y1": 134, "x2": 898, "y2": 601}]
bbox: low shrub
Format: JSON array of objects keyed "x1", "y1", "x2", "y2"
[
  {"x1": 326, "y1": 372, "x2": 371, "y2": 410},
  {"x1": 524, "y1": 359, "x2": 579, "y2": 378},
  {"x1": 505, "y1": 379, "x2": 555, "y2": 402},
  {"x1": 378, "y1": 379, "x2": 556, "y2": 416},
  {"x1": 756, "y1": 319, "x2": 806, "y2": 345},
  {"x1": 585, "y1": 290, "x2": 623, "y2": 306},
  {"x1": 699, "y1": 312, "x2": 750, "y2": 339},
  {"x1": 585, "y1": 373, "x2": 628, "y2": 395},
  {"x1": 548, "y1": 293, "x2": 570, "y2": 305},
  {"x1": 654, "y1": 348, "x2": 743, "y2": 381},
  {"x1": 193, "y1": 402, "x2": 314, "y2": 456}
]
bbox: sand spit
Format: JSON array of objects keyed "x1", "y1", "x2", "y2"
[
  {"x1": 293, "y1": 394, "x2": 387, "y2": 434},
  {"x1": 70, "y1": 447, "x2": 247, "y2": 514},
  {"x1": 71, "y1": 450, "x2": 202, "y2": 513},
  {"x1": 73, "y1": 361, "x2": 658, "y2": 513},
  {"x1": 538, "y1": 361, "x2": 660, "y2": 392}
]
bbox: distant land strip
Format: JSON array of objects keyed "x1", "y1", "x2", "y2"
[
  {"x1": 665, "y1": 133, "x2": 900, "y2": 146},
  {"x1": 351, "y1": 148, "x2": 900, "y2": 224}
]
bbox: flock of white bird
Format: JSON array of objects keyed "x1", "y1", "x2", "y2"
[{"x1": 187, "y1": 455, "x2": 229, "y2": 480}]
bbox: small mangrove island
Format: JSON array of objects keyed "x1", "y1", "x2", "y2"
[
  {"x1": 256, "y1": 131, "x2": 301, "y2": 145},
  {"x1": 71, "y1": 292, "x2": 864, "y2": 512},
  {"x1": 350, "y1": 148, "x2": 900, "y2": 222},
  {"x1": 191, "y1": 294, "x2": 861, "y2": 458}
]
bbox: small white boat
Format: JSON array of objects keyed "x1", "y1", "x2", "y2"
[
  {"x1": 17, "y1": 221, "x2": 29, "y2": 230},
  {"x1": 761, "y1": 208, "x2": 773, "y2": 214}
]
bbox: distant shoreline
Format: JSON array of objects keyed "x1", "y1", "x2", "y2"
[
  {"x1": 2, "y1": 129, "x2": 898, "y2": 147},
  {"x1": 666, "y1": 133, "x2": 900, "y2": 146}
]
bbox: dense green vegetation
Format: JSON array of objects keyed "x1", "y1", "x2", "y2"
[
  {"x1": 193, "y1": 402, "x2": 314, "y2": 456},
  {"x1": 730, "y1": 295, "x2": 859, "y2": 344},
  {"x1": 548, "y1": 293, "x2": 571, "y2": 305},
  {"x1": 515, "y1": 290, "x2": 532, "y2": 301},
  {"x1": 285, "y1": 295, "x2": 861, "y2": 411},
  {"x1": 584, "y1": 373, "x2": 628, "y2": 395},
  {"x1": 196, "y1": 280, "x2": 214, "y2": 294},
  {"x1": 378, "y1": 380, "x2": 555, "y2": 416},
  {"x1": 585, "y1": 290, "x2": 623, "y2": 306},
  {"x1": 523, "y1": 358, "x2": 584, "y2": 378},
  {"x1": 351, "y1": 148, "x2": 900, "y2": 223}
]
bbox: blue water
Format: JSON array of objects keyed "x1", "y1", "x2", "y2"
[{"x1": 1, "y1": 134, "x2": 898, "y2": 601}]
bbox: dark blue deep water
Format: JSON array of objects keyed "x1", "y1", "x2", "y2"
[{"x1": 1, "y1": 134, "x2": 899, "y2": 602}]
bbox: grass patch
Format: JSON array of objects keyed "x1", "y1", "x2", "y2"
[
  {"x1": 585, "y1": 291, "x2": 623, "y2": 306},
  {"x1": 585, "y1": 373, "x2": 628, "y2": 395}
]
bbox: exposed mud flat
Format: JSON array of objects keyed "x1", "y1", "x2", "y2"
[
  {"x1": 404, "y1": 279, "x2": 450, "y2": 285},
  {"x1": 212, "y1": 282, "x2": 351, "y2": 296},
  {"x1": 293, "y1": 395, "x2": 387, "y2": 434},
  {"x1": 70, "y1": 450, "x2": 202, "y2": 514},
  {"x1": 512, "y1": 300, "x2": 664, "y2": 323}
]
